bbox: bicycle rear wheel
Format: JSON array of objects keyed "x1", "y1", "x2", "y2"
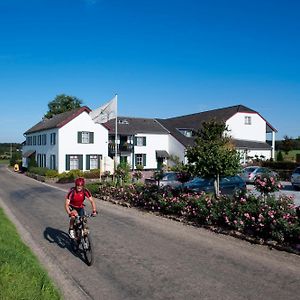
[{"x1": 82, "y1": 234, "x2": 94, "y2": 266}]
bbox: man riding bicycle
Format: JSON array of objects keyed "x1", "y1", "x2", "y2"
[{"x1": 65, "y1": 177, "x2": 97, "y2": 239}]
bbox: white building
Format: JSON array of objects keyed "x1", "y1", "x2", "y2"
[
  {"x1": 22, "y1": 106, "x2": 109, "y2": 173},
  {"x1": 105, "y1": 117, "x2": 171, "y2": 169},
  {"x1": 157, "y1": 104, "x2": 277, "y2": 165},
  {"x1": 22, "y1": 104, "x2": 277, "y2": 172}
]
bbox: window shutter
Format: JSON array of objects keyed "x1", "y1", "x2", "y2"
[
  {"x1": 89, "y1": 132, "x2": 94, "y2": 144},
  {"x1": 134, "y1": 137, "x2": 137, "y2": 146},
  {"x1": 66, "y1": 155, "x2": 70, "y2": 170},
  {"x1": 143, "y1": 154, "x2": 146, "y2": 167},
  {"x1": 78, "y1": 132, "x2": 82, "y2": 143},
  {"x1": 86, "y1": 155, "x2": 90, "y2": 170},
  {"x1": 143, "y1": 137, "x2": 146, "y2": 146},
  {"x1": 79, "y1": 155, "x2": 83, "y2": 170},
  {"x1": 134, "y1": 154, "x2": 137, "y2": 166}
]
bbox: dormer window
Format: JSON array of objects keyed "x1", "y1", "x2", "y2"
[
  {"x1": 244, "y1": 116, "x2": 251, "y2": 125},
  {"x1": 118, "y1": 119, "x2": 129, "y2": 125},
  {"x1": 178, "y1": 128, "x2": 194, "y2": 138}
]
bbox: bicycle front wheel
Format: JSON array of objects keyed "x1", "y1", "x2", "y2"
[{"x1": 82, "y1": 234, "x2": 94, "y2": 266}]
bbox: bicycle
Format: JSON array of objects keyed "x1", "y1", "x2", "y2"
[{"x1": 71, "y1": 213, "x2": 95, "y2": 266}]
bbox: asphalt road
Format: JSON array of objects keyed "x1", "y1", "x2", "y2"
[{"x1": 1, "y1": 165, "x2": 300, "y2": 300}]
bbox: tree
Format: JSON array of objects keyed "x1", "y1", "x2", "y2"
[
  {"x1": 186, "y1": 120, "x2": 241, "y2": 197},
  {"x1": 276, "y1": 151, "x2": 284, "y2": 162},
  {"x1": 281, "y1": 135, "x2": 294, "y2": 155},
  {"x1": 44, "y1": 94, "x2": 83, "y2": 118}
]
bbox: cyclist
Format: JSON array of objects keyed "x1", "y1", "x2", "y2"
[{"x1": 65, "y1": 177, "x2": 97, "y2": 239}]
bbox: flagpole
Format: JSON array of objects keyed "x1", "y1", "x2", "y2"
[{"x1": 115, "y1": 94, "x2": 118, "y2": 169}]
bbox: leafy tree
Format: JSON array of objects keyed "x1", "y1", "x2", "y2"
[
  {"x1": 281, "y1": 135, "x2": 294, "y2": 155},
  {"x1": 44, "y1": 94, "x2": 83, "y2": 118},
  {"x1": 186, "y1": 120, "x2": 241, "y2": 197},
  {"x1": 276, "y1": 151, "x2": 284, "y2": 162}
]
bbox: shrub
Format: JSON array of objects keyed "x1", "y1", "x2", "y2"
[
  {"x1": 277, "y1": 151, "x2": 284, "y2": 162},
  {"x1": 94, "y1": 182, "x2": 300, "y2": 247},
  {"x1": 254, "y1": 175, "x2": 282, "y2": 196},
  {"x1": 45, "y1": 169, "x2": 59, "y2": 178},
  {"x1": 115, "y1": 162, "x2": 131, "y2": 185},
  {"x1": 28, "y1": 167, "x2": 49, "y2": 176},
  {"x1": 85, "y1": 182, "x2": 101, "y2": 195},
  {"x1": 84, "y1": 169, "x2": 100, "y2": 179}
]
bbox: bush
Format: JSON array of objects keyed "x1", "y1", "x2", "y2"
[
  {"x1": 85, "y1": 182, "x2": 101, "y2": 195},
  {"x1": 84, "y1": 169, "x2": 100, "y2": 179},
  {"x1": 45, "y1": 169, "x2": 59, "y2": 178},
  {"x1": 94, "y1": 182, "x2": 300, "y2": 247},
  {"x1": 254, "y1": 175, "x2": 282, "y2": 196},
  {"x1": 277, "y1": 151, "x2": 284, "y2": 162},
  {"x1": 28, "y1": 167, "x2": 49, "y2": 176},
  {"x1": 115, "y1": 162, "x2": 131, "y2": 185}
]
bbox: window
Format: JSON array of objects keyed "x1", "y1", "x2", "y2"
[
  {"x1": 86, "y1": 155, "x2": 102, "y2": 170},
  {"x1": 134, "y1": 136, "x2": 146, "y2": 146},
  {"x1": 42, "y1": 134, "x2": 47, "y2": 145},
  {"x1": 50, "y1": 155, "x2": 56, "y2": 170},
  {"x1": 70, "y1": 156, "x2": 79, "y2": 170},
  {"x1": 78, "y1": 132, "x2": 94, "y2": 144},
  {"x1": 50, "y1": 133, "x2": 56, "y2": 145},
  {"x1": 178, "y1": 128, "x2": 194, "y2": 137},
  {"x1": 118, "y1": 119, "x2": 129, "y2": 125},
  {"x1": 33, "y1": 136, "x2": 36, "y2": 145},
  {"x1": 27, "y1": 136, "x2": 32, "y2": 145},
  {"x1": 38, "y1": 135, "x2": 41, "y2": 145},
  {"x1": 37, "y1": 154, "x2": 46, "y2": 167},
  {"x1": 245, "y1": 116, "x2": 252, "y2": 125},
  {"x1": 66, "y1": 155, "x2": 83, "y2": 170},
  {"x1": 135, "y1": 154, "x2": 146, "y2": 167}
]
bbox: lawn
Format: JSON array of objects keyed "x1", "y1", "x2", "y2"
[
  {"x1": 0, "y1": 159, "x2": 9, "y2": 165},
  {"x1": 277, "y1": 150, "x2": 300, "y2": 162},
  {"x1": 0, "y1": 208, "x2": 61, "y2": 299}
]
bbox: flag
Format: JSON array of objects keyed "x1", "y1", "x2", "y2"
[{"x1": 90, "y1": 95, "x2": 117, "y2": 124}]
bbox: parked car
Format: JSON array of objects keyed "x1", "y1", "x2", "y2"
[
  {"x1": 145, "y1": 172, "x2": 182, "y2": 189},
  {"x1": 239, "y1": 166, "x2": 278, "y2": 183},
  {"x1": 183, "y1": 175, "x2": 246, "y2": 195},
  {"x1": 291, "y1": 167, "x2": 300, "y2": 190}
]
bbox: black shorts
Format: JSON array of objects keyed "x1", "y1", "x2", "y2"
[{"x1": 70, "y1": 206, "x2": 85, "y2": 216}]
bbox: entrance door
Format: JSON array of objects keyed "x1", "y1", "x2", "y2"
[
  {"x1": 120, "y1": 156, "x2": 128, "y2": 164},
  {"x1": 157, "y1": 157, "x2": 164, "y2": 169}
]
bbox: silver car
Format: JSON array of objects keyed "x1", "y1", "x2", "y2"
[
  {"x1": 240, "y1": 166, "x2": 278, "y2": 183},
  {"x1": 145, "y1": 172, "x2": 182, "y2": 189},
  {"x1": 291, "y1": 167, "x2": 300, "y2": 190}
]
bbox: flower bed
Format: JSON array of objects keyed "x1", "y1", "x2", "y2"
[{"x1": 91, "y1": 182, "x2": 300, "y2": 251}]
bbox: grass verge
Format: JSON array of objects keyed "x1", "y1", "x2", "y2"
[
  {"x1": 0, "y1": 159, "x2": 9, "y2": 165},
  {"x1": 0, "y1": 208, "x2": 61, "y2": 299}
]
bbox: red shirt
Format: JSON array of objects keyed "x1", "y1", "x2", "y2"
[{"x1": 66, "y1": 187, "x2": 92, "y2": 208}]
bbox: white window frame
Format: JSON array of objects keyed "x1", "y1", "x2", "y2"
[
  {"x1": 89, "y1": 155, "x2": 98, "y2": 170},
  {"x1": 82, "y1": 132, "x2": 90, "y2": 144},
  {"x1": 70, "y1": 155, "x2": 80, "y2": 170}
]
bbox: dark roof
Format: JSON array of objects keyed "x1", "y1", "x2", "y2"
[
  {"x1": 232, "y1": 139, "x2": 272, "y2": 150},
  {"x1": 22, "y1": 150, "x2": 36, "y2": 158},
  {"x1": 157, "y1": 104, "x2": 276, "y2": 147},
  {"x1": 24, "y1": 106, "x2": 91, "y2": 134},
  {"x1": 105, "y1": 117, "x2": 169, "y2": 135},
  {"x1": 156, "y1": 150, "x2": 169, "y2": 158}
]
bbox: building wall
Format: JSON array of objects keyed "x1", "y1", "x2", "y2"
[
  {"x1": 58, "y1": 111, "x2": 108, "y2": 173},
  {"x1": 168, "y1": 135, "x2": 187, "y2": 164},
  {"x1": 133, "y1": 133, "x2": 169, "y2": 169},
  {"x1": 226, "y1": 112, "x2": 266, "y2": 142},
  {"x1": 22, "y1": 128, "x2": 59, "y2": 169},
  {"x1": 238, "y1": 149, "x2": 272, "y2": 165}
]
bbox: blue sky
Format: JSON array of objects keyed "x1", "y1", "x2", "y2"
[{"x1": 0, "y1": 0, "x2": 299, "y2": 142}]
